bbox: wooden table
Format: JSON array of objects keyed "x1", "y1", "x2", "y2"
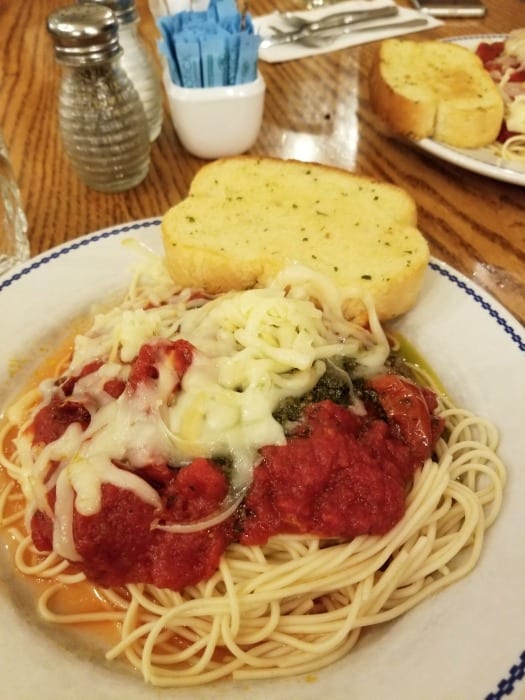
[{"x1": 1, "y1": 0, "x2": 523, "y2": 325}]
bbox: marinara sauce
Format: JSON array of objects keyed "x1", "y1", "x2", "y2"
[{"x1": 30, "y1": 355, "x2": 444, "y2": 591}]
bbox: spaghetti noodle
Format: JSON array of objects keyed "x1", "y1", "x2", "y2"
[{"x1": 0, "y1": 253, "x2": 506, "y2": 687}]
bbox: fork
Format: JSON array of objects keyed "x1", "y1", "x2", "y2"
[
  {"x1": 264, "y1": 4, "x2": 398, "y2": 42},
  {"x1": 264, "y1": 17, "x2": 430, "y2": 49},
  {"x1": 276, "y1": 5, "x2": 393, "y2": 31}
]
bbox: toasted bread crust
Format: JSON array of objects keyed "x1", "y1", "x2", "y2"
[
  {"x1": 161, "y1": 156, "x2": 429, "y2": 323},
  {"x1": 369, "y1": 39, "x2": 504, "y2": 148}
]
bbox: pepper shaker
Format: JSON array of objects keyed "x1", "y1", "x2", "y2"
[
  {"x1": 77, "y1": 0, "x2": 163, "y2": 141},
  {"x1": 47, "y1": 4, "x2": 150, "y2": 193}
]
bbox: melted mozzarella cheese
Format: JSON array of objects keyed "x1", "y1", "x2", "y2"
[
  {"x1": 71, "y1": 306, "x2": 174, "y2": 370},
  {"x1": 68, "y1": 454, "x2": 161, "y2": 517}
]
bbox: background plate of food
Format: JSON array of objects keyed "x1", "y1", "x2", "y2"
[
  {"x1": 417, "y1": 34, "x2": 525, "y2": 185},
  {"x1": 369, "y1": 31, "x2": 525, "y2": 185}
]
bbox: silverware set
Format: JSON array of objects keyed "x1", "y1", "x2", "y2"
[{"x1": 260, "y1": 5, "x2": 430, "y2": 49}]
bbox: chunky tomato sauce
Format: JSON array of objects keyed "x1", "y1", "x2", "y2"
[
  {"x1": 242, "y1": 376, "x2": 442, "y2": 545},
  {"x1": 29, "y1": 342, "x2": 444, "y2": 592},
  {"x1": 32, "y1": 458, "x2": 234, "y2": 590}
]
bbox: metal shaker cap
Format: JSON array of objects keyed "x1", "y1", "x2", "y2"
[
  {"x1": 47, "y1": 4, "x2": 122, "y2": 66},
  {"x1": 76, "y1": 0, "x2": 138, "y2": 25}
]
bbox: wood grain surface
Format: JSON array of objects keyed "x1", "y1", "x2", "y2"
[{"x1": 0, "y1": 0, "x2": 523, "y2": 324}]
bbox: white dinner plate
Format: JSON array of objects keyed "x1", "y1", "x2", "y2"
[
  {"x1": 416, "y1": 34, "x2": 525, "y2": 187},
  {"x1": 0, "y1": 219, "x2": 524, "y2": 700}
]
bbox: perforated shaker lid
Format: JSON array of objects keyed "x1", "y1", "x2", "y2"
[
  {"x1": 77, "y1": 0, "x2": 138, "y2": 24},
  {"x1": 47, "y1": 4, "x2": 122, "y2": 66},
  {"x1": 75, "y1": 0, "x2": 138, "y2": 25}
]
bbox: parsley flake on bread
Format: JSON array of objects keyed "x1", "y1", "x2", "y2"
[
  {"x1": 369, "y1": 38, "x2": 505, "y2": 148},
  {"x1": 161, "y1": 157, "x2": 429, "y2": 324}
]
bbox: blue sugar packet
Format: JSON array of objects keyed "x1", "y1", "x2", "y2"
[
  {"x1": 158, "y1": 11, "x2": 207, "y2": 41},
  {"x1": 235, "y1": 32, "x2": 259, "y2": 85},
  {"x1": 158, "y1": 16, "x2": 181, "y2": 84},
  {"x1": 174, "y1": 37, "x2": 203, "y2": 88},
  {"x1": 212, "y1": 0, "x2": 238, "y2": 22},
  {"x1": 225, "y1": 33, "x2": 239, "y2": 85},
  {"x1": 158, "y1": 38, "x2": 182, "y2": 86},
  {"x1": 178, "y1": 11, "x2": 209, "y2": 28},
  {"x1": 200, "y1": 35, "x2": 229, "y2": 87}
]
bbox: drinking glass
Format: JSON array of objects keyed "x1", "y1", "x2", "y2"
[{"x1": 0, "y1": 129, "x2": 29, "y2": 276}]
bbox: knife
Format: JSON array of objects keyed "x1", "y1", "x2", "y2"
[
  {"x1": 260, "y1": 18, "x2": 428, "y2": 49},
  {"x1": 260, "y1": 5, "x2": 399, "y2": 47}
]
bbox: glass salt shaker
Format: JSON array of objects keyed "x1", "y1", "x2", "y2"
[
  {"x1": 77, "y1": 0, "x2": 163, "y2": 142},
  {"x1": 47, "y1": 4, "x2": 151, "y2": 193}
]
